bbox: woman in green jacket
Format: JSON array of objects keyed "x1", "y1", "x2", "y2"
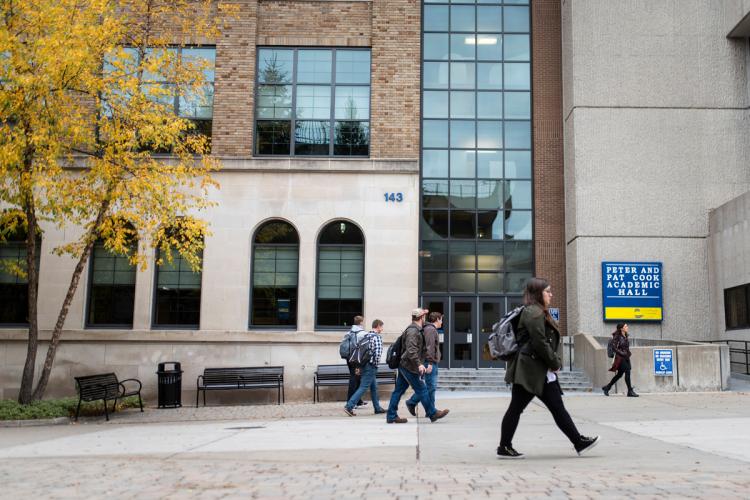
[{"x1": 497, "y1": 277, "x2": 600, "y2": 458}]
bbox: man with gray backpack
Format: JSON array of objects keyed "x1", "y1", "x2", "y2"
[{"x1": 344, "y1": 319, "x2": 386, "y2": 416}]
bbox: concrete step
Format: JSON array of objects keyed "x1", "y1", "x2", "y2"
[{"x1": 436, "y1": 368, "x2": 593, "y2": 392}]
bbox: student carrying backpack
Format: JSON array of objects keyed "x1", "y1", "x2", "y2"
[
  {"x1": 484, "y1": 306, "x2": 526, "y2": 361},
  {"x1": 349, "y1": 332, "x2": 375, "y2": 366}
]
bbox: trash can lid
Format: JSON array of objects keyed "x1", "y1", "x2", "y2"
[{"x1": 157, "y1": 361, "x2": 181, "y2": 371}]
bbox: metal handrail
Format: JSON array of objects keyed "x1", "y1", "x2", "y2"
[{"x1": 700, "y1": 340, "x2": 750, "y2": 375}]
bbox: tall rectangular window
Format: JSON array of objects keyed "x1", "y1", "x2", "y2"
[
  {"x1": 0, "y1": 241, "x2": 31, "y2": 325},
  {"x1": 725, "y1": 284, "x2": 750, "y2": 330},
  {"x1": 153, "y1": 249, "x2": 202, "y2": 328},
  {"x1": 255, "y1": 48, "x2": 371, "y2": 157},
  {"x1": 87, "y1": 241, "x2": 137, "y2": 327}
]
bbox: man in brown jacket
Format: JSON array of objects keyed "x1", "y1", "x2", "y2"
[
  {"x1": 405, "y1": 311, "x2": 442, "y2": 416},
  {"x1": 385, "y1": 308, "x2": 449, "y2": 424}
]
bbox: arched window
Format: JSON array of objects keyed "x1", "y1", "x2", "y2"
[
  {"x1": 250, "y1": 220, "x2": 299, "y2": 328},
  {"x1": 86, "y1": 227, "x2": 137, "y2": 328},
  {"x1": 0, "y1": 219, "x2": 40, "y2": 326},
  {"x1": 316, "y1": 220, "x2": 364, "y2": 328},
  {"x1": 153, "y1": 224, "x2": 203, "y2": 328}
]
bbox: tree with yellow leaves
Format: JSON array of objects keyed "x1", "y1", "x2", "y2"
[{"x1": 0, "y1": 0, "x2": 233, "y2": 403}]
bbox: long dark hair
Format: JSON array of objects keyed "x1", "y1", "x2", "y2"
[
  {"x1": 523, "y1": 277, "x2": 550, "y2": 312},
  {"x1": 613, "y1": 323, "x2": 626, "y2": 336}
]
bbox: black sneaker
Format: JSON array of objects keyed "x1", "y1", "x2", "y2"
[
  {"x1": 497, "y1": 445, "x2": 524, "y2": 459},
  {"x1": 405, "y1": 402, "x2": 417, "y2": 417},
  {"x1": 574, "y1": 435, "x2": 600, "y2": 456},
  {"x1": 374, "y1": 408, "x2": 386, "y2": 415},
  {"x1": 601, "y1": 386, "x2": 610, "y2": 396},
  {"x1": 356, "y1": 401, "x2": 368, "y2": 408},
  {"x1": 343, "y1": 407, "x2": 356, "y2": 417},
  {"x1": 627, "y1": 390, "x2": 639, "y2": 397}
]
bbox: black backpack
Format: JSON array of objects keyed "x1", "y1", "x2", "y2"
[
  {"x1": 386, "y1": 326, "x2": 416, "y2": 369},
  {"x1": 348, "y1": 333, "x2": 374, "y2": 366},
  {"x1": 607, "y1": 337, "x2": 616, "y2": 358}
]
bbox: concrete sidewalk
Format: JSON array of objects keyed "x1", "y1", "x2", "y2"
[{"x1": 1, "y1": 391, "x2": 749, "y2": 498}]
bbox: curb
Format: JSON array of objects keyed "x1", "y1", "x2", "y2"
[{"x1": 0, "y1": 416, "x2": 71, "y2": 428}]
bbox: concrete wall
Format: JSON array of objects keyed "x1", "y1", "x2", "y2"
[
  {"x1": 563, "y1": 0, "x2": 750, "y2": 341},
  {"x1": 574, "y1": 334, "x2": 730, "y2": 394},
  {"x1": 0, "y1": 159, "x2": 418, "y2": 402},
  {"x1": 708, "y1": 191, "x2": 750, "y2": 341},
  {"x1": 0, "y1": 331, "x2": 400, "y2": 403}
]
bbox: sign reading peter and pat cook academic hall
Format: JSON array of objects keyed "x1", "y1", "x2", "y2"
[{"x1": 601, "y1": 262, "x2": 663, "y2": 322}]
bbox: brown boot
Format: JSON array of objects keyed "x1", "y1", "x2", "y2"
[
  {"x1": 387, "y1": 417, "x2": 408, "y2": 424},
  {"x1": 430, "y1": 409, "x2": 450, "y2": 422}
]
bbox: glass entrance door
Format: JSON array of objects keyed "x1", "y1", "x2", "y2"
[
  {"x1": 478, "y1": 297, "x2": 506, "y2": 368},
  {"x1": 424, "y1": 297, "x2": 449, "y2": 368},
  {"x1": 451, "y1": 298, "x2": 475, "y2": 368}
]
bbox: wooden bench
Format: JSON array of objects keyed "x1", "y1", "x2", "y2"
[
  {"x1": 74, "y1": 373, "x2": 143, "y2": 421},
  {"x1": 196, "y1": 366, "x2": 285, "y2": 406},
  {"x1": 313, "y1": 363, "x2": 397, "y2": 403}
]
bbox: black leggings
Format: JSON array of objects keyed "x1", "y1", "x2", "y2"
[
  {"x1": 606, "y1": 357, "x2": 632, "y2": 390},
  {"x1": 500, "y1": 382, "x2": 581, "y2": 447}
]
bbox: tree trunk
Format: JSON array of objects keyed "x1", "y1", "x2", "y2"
[
  {"x1": 18, "y1": 147, "x2": 39, "y2": 405},
  {"x1": 17, "y1": 201, "x2": 39, "y2": 404},
  {"x1": 31, "y1": 201, "x2": 111, "y2": 401}
]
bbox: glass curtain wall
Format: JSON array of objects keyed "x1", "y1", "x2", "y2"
[{"x1": 420, "y1": 0, "x2": 533, "y2": 367}]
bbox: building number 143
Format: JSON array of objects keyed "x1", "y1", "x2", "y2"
[{"x1": 384, "y1": 192, "x2": 403, "y2": 202}]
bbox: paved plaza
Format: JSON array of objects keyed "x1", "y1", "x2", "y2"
[{"x1": 2, "y1": 388, "x2": 750, "y2": 499}]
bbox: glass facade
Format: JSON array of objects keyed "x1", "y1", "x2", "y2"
[
  {"x1": 255, "y1": 48, "x2": 371, "y2": 157},
  {"x1": 421, "y1": 0, "x2": 533, "y2": 368}
]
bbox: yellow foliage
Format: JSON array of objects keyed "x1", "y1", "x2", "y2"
[{"x1": 0, "y1": 0, "x2": 235, "y2": 274}]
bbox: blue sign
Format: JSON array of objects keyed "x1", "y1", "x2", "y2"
[
  {"x1": 602, "y1": 262, "x2": 663, "y2": 322},
  {"x1": 549, "y1": 308, "x2": 560, "y2": 322},
  {"x1": 654, "y1": 349, "x2": 674, "y2": 376}
]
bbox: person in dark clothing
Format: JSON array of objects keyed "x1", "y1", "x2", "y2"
[
  {"x1": 386, "y1": 308, "x2": 449, "y2": 424},
  {"x1": 602, "y1": 323, "x2": 639, "y2": 397},
  {"x1": 346, "y1": 316, "x2": 366, "y2": 408},
  {"x1": 498, "y1": 278, "x2": 600, "y2": 459},
  {"x1": 405, "y1": 311, "x2": 442, "y2": 416}
]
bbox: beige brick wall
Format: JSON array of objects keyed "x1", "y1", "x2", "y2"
[
  {"x1": 257, "y1": 0, "x2": 372, "y2": 46},
  {"x1": 212, "y1": 0, "x2": 258, "y2": 157},
  {"x1": 211, "y1": 0, "x2": 419, "y2": 160},
  {"x1": 370, "y1": 0, "x2": 420, "y2": 160}
]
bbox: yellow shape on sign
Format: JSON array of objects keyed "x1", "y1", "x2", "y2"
[{"x1": 604, "y1": 307, "x2": 663, "y2": 321}]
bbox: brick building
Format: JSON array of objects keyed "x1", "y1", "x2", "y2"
[{"x1": 2, "y1": 0, "x2": 749, "y2": 402}]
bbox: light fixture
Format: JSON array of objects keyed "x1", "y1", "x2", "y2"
[
  {"x1": 465, "y1": 36, "x2": 498, "y2": 45},
  {"x1": 340, "y1": 222, "x2": 346, "y2": 234}
]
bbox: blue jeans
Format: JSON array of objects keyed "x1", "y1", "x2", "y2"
[
  {"x1": 345, "y1": 364, "x2": 383, "y2": 411},
  {"x1": 387, "y1": 367, "x2": 437, "y2": 421},
  {"x1": 407, "y1": 362, "x2": 438, "y2": 409}
]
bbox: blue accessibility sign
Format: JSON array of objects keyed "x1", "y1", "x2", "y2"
[
  {"x1": 653, "y1": 349, "x2": 674, "y2": 376},
  {"x1": 549, "y1": 308, "x2": 560, "y2": 322}
]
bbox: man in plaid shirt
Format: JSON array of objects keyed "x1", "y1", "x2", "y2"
[{"x1": 343, "y1": 319, "x2": 386, "y2": 416}]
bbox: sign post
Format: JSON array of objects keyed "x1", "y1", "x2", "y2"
[
  {"x1": 601, "y1": 262, "x2": 663, "y2": 322},
  {"x1": 653, "y1": 349, "x2": 674, "y2": 376}
]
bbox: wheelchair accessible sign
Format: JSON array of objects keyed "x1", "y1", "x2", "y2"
[
  {"x1": 602, "y1": 262, "x2": 663, "y2": 321},
  {"x1": 654, "y1": 349, "x2": 674, "y2": 376}
]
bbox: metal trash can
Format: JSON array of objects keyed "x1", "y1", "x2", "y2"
[{"x1": 156, "y1": 361, "x2": 183, "y2": 408}]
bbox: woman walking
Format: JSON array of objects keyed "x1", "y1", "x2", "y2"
[
  {"x1": 498, "y1": 278, "x2": 600, "y2": 458},
  {"x1": 602, "y1": 323, "x2": 639, "y2": 397}
]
